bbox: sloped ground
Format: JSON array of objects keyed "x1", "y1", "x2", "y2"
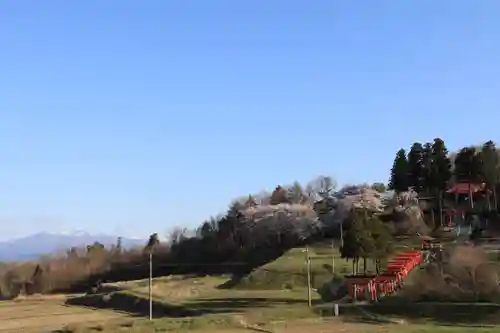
[{"x1": 228, "y1": 246, "x2": 370, "y2": 290}]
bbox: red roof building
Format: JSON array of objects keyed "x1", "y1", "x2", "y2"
[{"x1": 446, "y1": 182, "x2": 486, "y2": 195}]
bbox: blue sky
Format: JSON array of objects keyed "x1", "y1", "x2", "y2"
[{"x1": 0, "y1": 1, "x2": 499, "y2": 240}]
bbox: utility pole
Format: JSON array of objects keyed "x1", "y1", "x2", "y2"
[
  {"x1": 144, "y1": 232, "x2": 159, "y2": 322},
  {"x1": 305, "y1": 247, "x2": 312, "y2": 308},
  {"x1": 331, "y1": 240, "x2": 335, "y2": 274},
  {"x1": 149, "y1": 251, "x2": 153, "y2": 321}
]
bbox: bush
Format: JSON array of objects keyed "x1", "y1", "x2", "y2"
[{"x1": 404, "y1": 246, "x2": 500, "y2": 302}]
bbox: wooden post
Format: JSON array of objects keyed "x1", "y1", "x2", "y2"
[
  {"x1": 305, "y1": 247, "x2": 312, "y2": 308},
  {"x1": 149, "y1": 252, "x2": 153, "y2": 321},
  {"x1": 333, "y1": 303, "x2": 339, "y2": 316},
  {"x1": 469, "y1": 183, "x2": 474, "y2": 210}
]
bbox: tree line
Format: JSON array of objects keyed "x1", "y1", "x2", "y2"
[{"x1": 388, "y1": 138, "x2": 499, "y2": 209}]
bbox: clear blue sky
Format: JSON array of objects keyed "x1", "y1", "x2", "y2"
[{"x1": 0, "y1": 1, "x2": 499, "y2": 240}]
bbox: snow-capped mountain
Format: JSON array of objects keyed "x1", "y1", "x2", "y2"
[{"x1": 0, "y1": 232, "x2": 146, "y2": 261}]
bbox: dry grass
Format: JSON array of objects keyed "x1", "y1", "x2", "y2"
[
  {"x1": 57, "y1": 316, "x2": 500, "y2": 333},
  {"x1": 0, "y1": 296, "x2": 126, "y2": 333},
  {"x1": 403, "y1": 246, "x2": 500, "y2": 302}
]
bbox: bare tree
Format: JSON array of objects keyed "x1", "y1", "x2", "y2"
[
  {"x1": 307, "y1": 175, "x2": 337, "y2": 200},
  {"x1": 287, "y1": 181, "x2": 307, "y2": 204},
  {"x1": 168, "y1": 228, "x2": 187, "y2": 245}
]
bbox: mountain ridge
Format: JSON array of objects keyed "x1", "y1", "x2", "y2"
[{"x1": 0, "y1": 232, "x2": 146, "y2": 261}]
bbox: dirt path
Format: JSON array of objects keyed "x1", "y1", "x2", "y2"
[{"x1": 0, "y1": 298, "x2": 126, "y2": 332}]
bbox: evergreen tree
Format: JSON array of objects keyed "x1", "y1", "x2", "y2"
[
  {"x1": 430, "y1": 138, "x2": 452, "y2": 192},
  {"x1": 425, "y1": 138, "x2": 451, "y2": 227},
  {"x1": 479, "y1": 140, "x2": 499, "y2": 209},
  {"x1": 407, "y1": 142, "x2": 425, "y2": 193},
  {"x1": 340, "y1": 209, "x2": 373, "y2": 275},
  {"x1": 421, "y1": 142, "x2": 433, "y2": 194},
  {"x1": 388, "y1": 149, "x2": 409, "y2": 193},
  {"x1": 144, "y1": 233, "x2": 160, "y2": 254},
  {"x1": 367, "y1": 215, "x2": 393, "y2": 274},
  {"x1": 454, "y1": 147, "x2": 482, "y2": 183}
]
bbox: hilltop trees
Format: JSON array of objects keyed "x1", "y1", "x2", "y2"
[
  {"x1": 387, "y1": 138, "x2": 500, "y2": 215},
  {"x1": 429, "y1": 138, "x2": 452, "y2": 194},
  {"x1": 454, "y1": 147, "x2": 482, "y2": 183},
  {"x1": 307, "y1": 175, "x2": 337, "y2": 200},
  {"x1": 386, "y1": 138, "x2": 452, "y2": 227},
  {"x1": 389, "y1": 138, "x2": 452, "y2": 196},
  {"x1": 389, "y1": 149, "x2": 409, "y2": 193},
  {"x1": 407, "y1": 142, "x2": 425, "y2": 193},
  {"x1": 427, "y1": 138, "x2": 452, "y2": 226}
]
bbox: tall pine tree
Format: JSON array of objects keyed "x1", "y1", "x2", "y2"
[
  {"x1": 340, "y1": 208, "x2": 373, "y2": 275},
  {"x1": 421, "y1": 142, "x2": 433, "y2": 194},
  {"x1": 430, "y1": 138, "x2": 452, "y2": 192},
  {"x1": 454, "y1": 146, "x2": 482, "y2": 183},
  {"x1": 388, "y1": 149, "x2": 409, "y2": 193},
  {"x1": 407, "y1": 142, "x2": 425, "y2": 193}
]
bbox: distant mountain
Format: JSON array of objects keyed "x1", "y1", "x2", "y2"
[{"x1": 0, "y1": 232, "x2": 146, "y2": 261}]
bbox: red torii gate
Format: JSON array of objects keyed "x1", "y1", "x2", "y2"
[{"x1": 345, "y1": 250, "x2": 423, "y2": 301}]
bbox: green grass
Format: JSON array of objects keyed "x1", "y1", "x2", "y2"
[{"x1": 232, "y1": 246, "x2": 375, "y2": 290}]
